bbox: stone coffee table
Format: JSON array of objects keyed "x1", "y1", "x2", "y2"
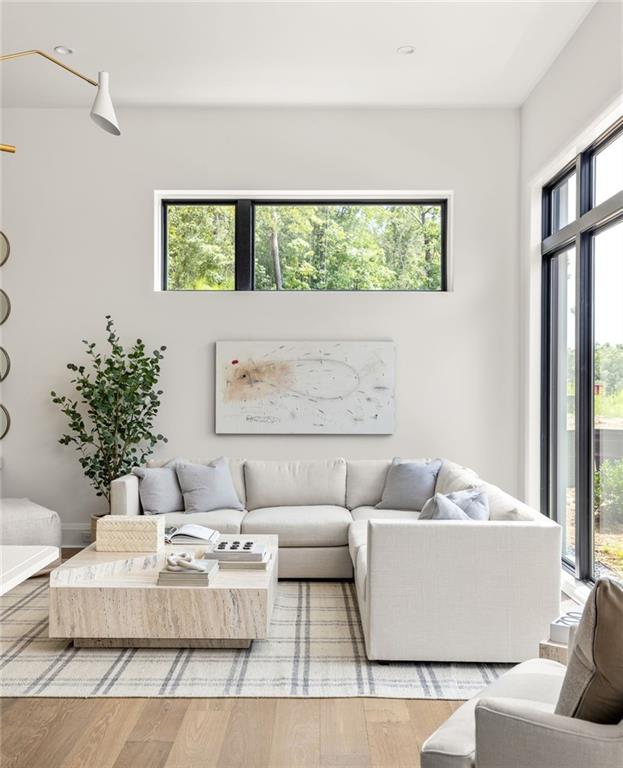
[{"x1": 48, "y1": 535, "x2": 278, "y2": 648}]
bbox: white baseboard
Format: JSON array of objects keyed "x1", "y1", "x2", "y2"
[{"x1": 62, "y1": 523, "x2": 91, "y2": 548}]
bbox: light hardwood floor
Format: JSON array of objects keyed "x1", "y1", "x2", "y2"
[{"x1": 0, "y1": 697, "x2": 460, "y2": 768}]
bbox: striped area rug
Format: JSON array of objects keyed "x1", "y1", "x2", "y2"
[{"x1": 0, "y1": 577, "x2": 510, "y2": 698}]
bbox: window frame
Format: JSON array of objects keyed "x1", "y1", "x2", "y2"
[
  {"x1": 159, "y1": 195, "x2": 450, "y2": 292},
  {"x1": 541, "y1": 116, "x2": 623, "y2": 582}
]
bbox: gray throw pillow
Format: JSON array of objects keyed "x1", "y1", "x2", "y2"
[
  {"x1": 376, "y1": 458, "x2": 442, "y2": 511},
  {"x1": 420, "y1": 488, "x2": 490, "y2": 521},
  {"x1": 420, "y1": 494, "x2": 471, "y2": 520},
  {"x1": 133, "y1": 459, "x2": 184, "y2": 515},
  {"x1": 176, "y1": 457, "x2": 244, "y2": 514}
]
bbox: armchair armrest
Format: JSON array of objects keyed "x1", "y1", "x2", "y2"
[
  {"x1": 110, "y1": 474, "x2": 141, "y2": 516},
  {"x1": 476, "y1": 697, "x2": 623, "y2": 768}
]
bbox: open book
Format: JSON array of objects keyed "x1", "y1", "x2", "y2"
[{"x1": 164, "y1": 524, "x2": 220, "y2": 545}]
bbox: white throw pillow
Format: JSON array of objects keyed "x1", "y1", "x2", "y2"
[{"x1": 435, "y1": 460, "x2": 480, "y2": 495}]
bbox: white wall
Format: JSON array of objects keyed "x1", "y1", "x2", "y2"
[
  {"x1": 519, "y1": 1, "x2": 623, "y2": 504},
  {"x1": 521, "y1": 1, "x2": 623, "y2": 183},
  {"x1": 1, "y1": 106, "x2": 520, "y2": 542}
]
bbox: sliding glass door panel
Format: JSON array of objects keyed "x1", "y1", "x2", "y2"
[
  {"x1": 551, "y1": 248, "x2": 577, "y2": 565},
  {"x1": 593, "y1": 221, "x2": 623, "y2": 581}
]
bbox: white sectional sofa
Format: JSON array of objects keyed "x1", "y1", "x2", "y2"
[{"x1": 111, "y1": 457, "x2": 561, "y2": 662}]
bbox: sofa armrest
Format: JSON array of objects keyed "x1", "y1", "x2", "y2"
[
  {"x1": 476, "y1": 697, "x2": 623, "y2": 768},
  {"x1": 365, "y1": 518, "x2": 561, "y2": 661},
  {"x1": 110, "y1": 474, "x2": 141, "y2": 516}
]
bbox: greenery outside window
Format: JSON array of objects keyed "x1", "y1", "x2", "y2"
[
  {"x1": 542, "y1": 116, "x2": 623, "y2": 583},
  {"x1": 161, "y1": 198, "x2": 448, "y2": 292}
]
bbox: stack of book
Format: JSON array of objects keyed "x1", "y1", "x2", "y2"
[
  {"x1": 157, "y1": 558, "x2": 219, "y2": 586},
  {"x1": 203, "y1": 539, "x2": 271, "y2": 570}
]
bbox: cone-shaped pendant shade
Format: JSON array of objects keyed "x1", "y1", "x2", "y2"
[{"x1": 90, "y1": 71, "x2": 120, "y2": 136}]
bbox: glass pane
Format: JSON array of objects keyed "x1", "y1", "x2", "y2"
[
  {"x1": 551, "y1": 173, "x2": 576, "y2": 233},
  {"x1": 594, "y1": 132, "x2": 623, "y2": 207},
  {"x1": 253, "y1": 203, "x2": 443, "y2": 291},
  {"x1": 166, "y1": 204, "x2": 235, "y2": 290},
  {"x1": 593, "y1": 221, "x2": 623, "y2": 582},
  {"x1": 553, "y1": 248, "x2": 576, "y2": 564}
]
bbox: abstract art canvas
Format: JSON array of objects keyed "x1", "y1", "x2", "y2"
[{"x1": 215, "y1": 341, "x2": 395, "y2": 434}]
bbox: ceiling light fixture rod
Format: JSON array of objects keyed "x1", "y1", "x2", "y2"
[
  {"x1": 0, "y1": 49, "x2": 121, "y2": 152},
  {"x1": 0, "y1": 49, "x2": 97, "y2": 86}
]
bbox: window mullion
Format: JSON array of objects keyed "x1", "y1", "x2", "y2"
[
  {"x1": 540, "y1": 257, "x2": 552, "y2": 516},
  {"x1": 161, "y1": 202, "x2": 169, "y2": 291},
  {"x1": 578, "y1": 151, "x2": 592, "y2": 218},
  {"x1": 235, "y1": 200, "x2": 254, "y2": 290},
  {"x1": 575, "y1": 230, "x2": 594, "y2": 581}
]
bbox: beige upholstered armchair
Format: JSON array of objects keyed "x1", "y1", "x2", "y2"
[
  {"x1": 421, "y1": 579, "x2": 623, "y2": 768},
  {"x1": 474, "y1": 695, "x2": 623, "y2": 768},
  {"x1": 420, "y1": 658, "x2": 623, "y2": 768}
]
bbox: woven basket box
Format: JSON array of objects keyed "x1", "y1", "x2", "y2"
[{"x1": 96, "y1": 515, "x2": 165, "y2": 553}]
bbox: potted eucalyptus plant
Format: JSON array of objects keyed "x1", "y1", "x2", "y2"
[{"x1": 51, "y1": 316, "x2": 167, "y2": 517}]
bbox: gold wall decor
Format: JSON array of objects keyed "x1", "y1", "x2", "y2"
[
  {"x1": 0, "y1": 230, "x2": 10, "y2": 438},
  {"x1": 0, "y1": 405, "x2": 10, "y2": 440},
  {"x1": 0, "y1": 289, "x2": 10, "y2": 325},
  {"x1": 0, "y1": 348, "x2": 9, "y2": 382},
  {"x1": 0, "y1": 232, "x2": 9, "y2": 265}
]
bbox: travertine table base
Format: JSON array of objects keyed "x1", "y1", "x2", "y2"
[
  {"x1": 539, "y1": 638, "x2": 568, "y2": 665},
  {"x1": 73, "y1": 638, "x2": 252, "y2": 649},
  {"x1": 49, "y1": 536, "x2": 278, "y2": 649}
]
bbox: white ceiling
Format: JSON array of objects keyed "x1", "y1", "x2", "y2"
[{"x1": 1, "y1": 1, "x2": 596, "y2": 108}]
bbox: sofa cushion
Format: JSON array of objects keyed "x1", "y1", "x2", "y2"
[
  {"x1": 355, "y1": 544, "x2": 368, "y2": 604},
  {"x1": 376, "y1": 458, "x2": 442, "y2": 511},
  {"x1": 241, "y1": 505, "x2": 352, "y2": 547},
  {"x1": 148, "y1": 457, "x2": 246, "y2": 507},
  {"x1": 164, "y1": 509, "x2": 246, "y2": 534},
  {"x1": 435, "y1": 460, "x2": 480, "y2": 495},
  {"x1": 556, "y1": 578, "x2": 623, "y2": 724},
  {"x1": 350, "y1": 506, "x2": 421, "y2": 523},
  {"x1": 348, "y1": 509, "x2": 421, "y2": 562},
  {"x1": 133, "y1": 459, "x2": 184, "y2": 515},
  {"x1": 421, "y1": 659, "x2": 566, "y2": 768},
  {"x1": 346, "y1": 459, "x2": 391, "y2": 509},
  {"x1": 244, "y1": 459, "x2": 347, "y2": 510},
  {"x1": 349, "y1": 519, "x2": 369, "y2": 562},
  {"x1": 176, "y1": 458, "x2": 244, "y2": 514}
]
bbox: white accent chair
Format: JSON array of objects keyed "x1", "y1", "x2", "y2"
[
  {"x1": 420, "y1": 658, "x2": 623, "y2": 768},
  {"x1": 111, "y1": 457, "x2": 561, "y2": 662}
]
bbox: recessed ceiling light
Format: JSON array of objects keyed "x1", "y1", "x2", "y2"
[
  {"x1": 53, "y1": 46, "x2": 74, "y2": 56},
  {"x1": 397, "y1": 45, "x2": 415, "y2": 55}
]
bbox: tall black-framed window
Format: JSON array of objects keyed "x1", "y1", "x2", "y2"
[
  {"x1": 161, "y1": 198, "x2": 448, "y2": 292},
  {"x1": 542, "y1": 117, "x2": 623, "y2": 583}
]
